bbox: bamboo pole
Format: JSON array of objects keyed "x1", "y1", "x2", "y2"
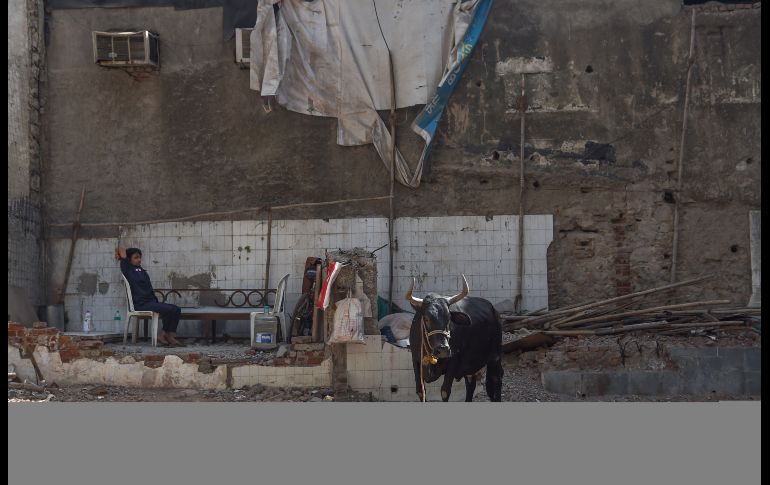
[
  {"x1": 517, "y1": 274, "x2": 713, "y2": 328},
  {"x1": 558, "y1": 299, "x2": 731, "y2": 329},
  {"x1": 670, "y1": 9, "x2": 697, "y2": 284},
  {"x1": 48, "y1": 196, "x2": 392, "y2": 229},
  {"x1": 595, "y1": 321, "x2": 671, "y2": 335}
]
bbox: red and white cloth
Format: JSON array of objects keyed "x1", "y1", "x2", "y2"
[{"x1": 316, "y1": 261, "x2": 347, "y2": 311}]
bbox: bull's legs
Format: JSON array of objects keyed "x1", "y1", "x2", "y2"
[
  {"x1": 413, "y1": 362, "x2": 426, "y2": 402},
  {"x1": 464, "y1": 375, "x2": 477, "y2": 402},
  {"x1": 440, "y1": 374, "x2": 454, "y2": 402},
  {"x1": 485, "y1": 356, "x2": 504, "y2": 402}
]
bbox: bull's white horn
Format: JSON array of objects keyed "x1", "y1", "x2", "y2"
[
  {"x1": 406, "y1": 278, "x2": 423, "y2": 308},
  {"x1": 447, "y1": 274, "x2": 470, "y2": 305}
]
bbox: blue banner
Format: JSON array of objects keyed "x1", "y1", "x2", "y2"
[{"x1": 410, "y1": 0, "x2": 494, "y2": 170}]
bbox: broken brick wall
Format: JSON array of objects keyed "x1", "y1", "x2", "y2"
[
  {"x1": 8, "y1": 321, "x2": 116, "y2": 362},
  {"x1": 274, "y1": 338, "x2": 326, "y2": 367},
  {"x1": 8, "y1": 322, "x2": 229, "y2": 389}
]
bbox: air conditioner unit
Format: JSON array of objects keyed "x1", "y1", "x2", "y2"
[
  {"x1": 92, "y1": 31, "x2": 159, "y2": 67},
  {"x1": 235, "y1": 28, "x2": 254, "y2": 65}
]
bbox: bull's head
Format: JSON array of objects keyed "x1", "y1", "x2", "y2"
[{"x1": 406, "y1": 275, "x2": 471, "y2": 360}]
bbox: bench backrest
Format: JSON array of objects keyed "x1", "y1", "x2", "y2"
[
  {"x1": 273, "y1": 273, "x2": 290, "y2": 315},
  {"x1": 121, "y1": 273, "x2": 137, "y2": 313}
]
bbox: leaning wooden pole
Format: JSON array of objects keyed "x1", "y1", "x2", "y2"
[
  {"x1": 58, "y1": 186, "x2": 86, "y2": 306},
  {"x1": 670, "y1": 9, "x2": 697, "y2": 284},
  {"x1": 311, "y1": 262, "x2": 322, "y2": 342}
]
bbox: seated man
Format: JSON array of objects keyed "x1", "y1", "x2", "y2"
[{"x1": 115, "y1": 246, "x2": 184, "y2": 347}]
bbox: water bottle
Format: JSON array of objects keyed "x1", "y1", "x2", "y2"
[
  {"x1": 83, "y1": 310, "x2": 92, "y2": 333},
  {"x1": 114, "y1": 310, "x2": 122, "y2": 329}
]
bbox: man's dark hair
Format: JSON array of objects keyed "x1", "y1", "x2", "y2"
[{"x1": 126, "y1": 248, "x2": 143, "y2": 260}]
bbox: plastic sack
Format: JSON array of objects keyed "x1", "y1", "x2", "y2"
[
  {"x1": 378, "y1": 313, "x2": 414, "y2": 342},
  {"x1": 328, "y1": 296, "x2": 365, "y2": 345}
]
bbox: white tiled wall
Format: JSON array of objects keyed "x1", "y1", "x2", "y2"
[
  {"x1": 346, "y1": 335, "x2": 473, "y2": 402},
  {"x1": 52, "y1": 215, "x2": 553, "y2": 334}
]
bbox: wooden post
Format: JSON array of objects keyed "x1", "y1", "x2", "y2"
[
  {"x1": 264, "y1": 208, "x2": 272, "y2": 295},
  {"x1": 311, "y1": 262, "x2": 322, "y2": 342}
]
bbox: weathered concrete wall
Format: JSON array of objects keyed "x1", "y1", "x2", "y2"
[
  {"x1": 541, "y1": 346, "x2": 762, "y2": 398},
  {"x1": 519, "y1": 334, "x2": 761, "y2": 397},
  {"x1": 8, "y1": 0, "x2": 45, "y2": 306},
  {"x1": 41, "y1": 1, "x2": 761, "y2": 307}
]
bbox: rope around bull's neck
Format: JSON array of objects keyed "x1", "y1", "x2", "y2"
[{"x1": 418, "y1": 317, "x2": 450, "y2": 402}]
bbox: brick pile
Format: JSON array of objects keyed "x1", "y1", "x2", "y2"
[
  {"x1": 8, "y1": 321, "x2": 112, "y2": 362},
  {"x1": 274, "y1": 336, "x2": 326, "y2": 366},
  {"x1": 7, "y1": 321, "x2": 203, "y2": 365}
]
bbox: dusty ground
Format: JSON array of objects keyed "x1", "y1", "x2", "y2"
[{"x1": 8, "y1": 383, "x2": 377, "y2": 403}]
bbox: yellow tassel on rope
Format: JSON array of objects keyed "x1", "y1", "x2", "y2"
[{"x1": 422, "y1": 355, "x2": 438, "y2": 366}]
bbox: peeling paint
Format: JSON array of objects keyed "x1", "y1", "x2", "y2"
[
  {"x1": 76, "y1": 273, "x2": 98, "y2": 296},
  {"x1": 496, "y1": 56, "x2": 554, "y2": 75}
]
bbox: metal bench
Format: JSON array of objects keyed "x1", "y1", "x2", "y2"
[{"x1": 128, "y1": 274, "x2": 289, "y2": 344}]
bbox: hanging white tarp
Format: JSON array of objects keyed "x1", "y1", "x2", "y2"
[{"x1": 250, "y1": 0, "x2": 493, "y2": 188}]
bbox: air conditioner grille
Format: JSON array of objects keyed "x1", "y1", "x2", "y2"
[
  {"x1": 235, "y1": 28, "x2": 254, "y2": 64},
  {"x1": 242, "y1": 29, "x2": 251, "y2": 59},
  {"x1": 93, "y1": 31, "x2": 159, "y2": 67}
]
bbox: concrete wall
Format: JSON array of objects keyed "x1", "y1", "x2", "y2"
[
  {"x1": 542, "y1": 346, "x2": 762, "y2": 397},
  {"x1": 8, "y1": 0, "x2": 45, "y2": 307},
  {"x1": 49, "y1": 214, "x2": 552, "y2": 334},
  {"x1": 41, "y1": 1, "x2": 761, "y2": 309}
]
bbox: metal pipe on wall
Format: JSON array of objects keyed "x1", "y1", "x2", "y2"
[{"x1": 515, "y1": 75, "x2": 526, "y2": 313}]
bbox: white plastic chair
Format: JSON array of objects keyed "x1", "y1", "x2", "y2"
[
  {"x1": 121, "y1": 274, "x2": 160, "y2": 347},
  {"x1": 250, "y1": 273, "x2": 290, "y2": 347}
]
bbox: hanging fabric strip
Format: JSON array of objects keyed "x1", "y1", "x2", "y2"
[
  {"x1": 316, "y1": 261, "x2": 347, "y2": 311},
  {"x1": 375, "y1": 0, "x2": 494, "y2": 188}
]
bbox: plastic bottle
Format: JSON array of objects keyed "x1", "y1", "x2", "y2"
[
  {"x1": 83, "y1": 310, "x2": 92, "y2": 333},
  {"x1": 114, "y1": 310, "x2": 121, "y2": 328}
]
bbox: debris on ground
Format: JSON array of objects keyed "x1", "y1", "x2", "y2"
[
  {"x1": 105, "y1": 340, "x2": 279, "y2": 364},
  {"x1": 8, "y1": 384, "x2": 375, "y2": 403}
]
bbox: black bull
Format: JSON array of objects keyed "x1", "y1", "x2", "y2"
[{"x1": 407, "y1": 278, "x2": 503, "y2": 402}]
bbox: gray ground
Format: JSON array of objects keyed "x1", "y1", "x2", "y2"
[{"x1": 106, "y1": 339, "x2": 278, "y2": 364}]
